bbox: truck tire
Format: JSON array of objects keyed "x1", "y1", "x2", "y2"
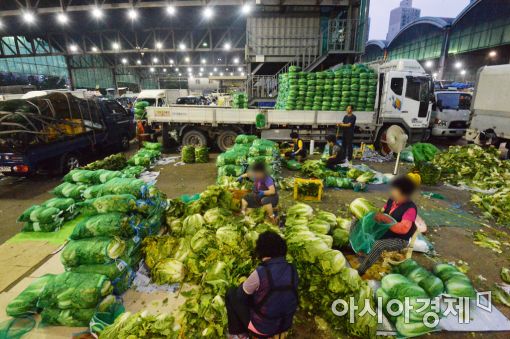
[
  {"x1": 182, "y1": 129, "x2": 207, "y2": 147},
  {"x1": 216, "y1": 130, "x2": 237, "y2": 152},
  {"x1": 60, "y1": 153, "x2": 81, "y2": 174}
]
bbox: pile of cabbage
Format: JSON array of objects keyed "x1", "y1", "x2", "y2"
[
  {"x1": 301, "y1": 160, "x2": 376, "y2": 188},
  {"x1": 131, "y1": 185, "x2": 375, "y2": 338}
]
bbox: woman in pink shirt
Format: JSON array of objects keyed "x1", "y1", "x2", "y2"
[{"x1": 357, "y1": 175, "x2": 418, "y2": 276}]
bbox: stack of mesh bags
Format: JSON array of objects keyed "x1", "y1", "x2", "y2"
[
  {"x1": 274, "y1": 73, "x2": 289, "y2": 109},
  {"x1": 313, "y1": 71, "x2": 326, "y2": 111},
  {"x1": 17, "y1": 197, "x2": 77, "y2": 232},
  {"x1": 6, "y1": 272, "x2": 117, "y2": 327},
  {"x1": 366, "y1": 70, "x2": 377, "y2": 110},
  {"x1": 128, "y1": 144, "x2": 161, "y2": 168},
  {"x1": 285, "y1": 65, "x2": 301, "y2": 110},
  {"x1": 304, "y1": 72, "x2": 315, "y2": 110},
  {"x1": 216, "y1": 134, "x2": 255, "y2": 179},
  {"x1": 232, "y1": 92, "x2": 248, "y2": 109},
  {"x1": 332, "y1": 69, "x2": 343, "y2": 111},
  {"x1": 247, "y1": 138, "x2": 281, "y2": 176},
  {"x1": 134, "y1": 101, "x2": 149, "y2": 120},
  {"x1": 60, "y1": 178, "x2": 167, "y2": 296}
]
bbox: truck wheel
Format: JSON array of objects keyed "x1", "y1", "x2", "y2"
[
  {"x1": 182, "y1": 130, "x2": 207, "y2": 147},
  {"x1": 60, "y1": 153, "x2": 81, "y2": 174},
  {"x1": 216, "y1": 130, "x2": 237, "y2": 152}
]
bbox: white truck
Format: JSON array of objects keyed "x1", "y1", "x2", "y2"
[
  {"x1": 136, "y1": 89, "x2": 189, "y2": 107},
  {"x1": 147, "y1": 59, "x2": 433, "y2": 152},
  {"x1": 465, "y1": 64, "x2": 510, "y2": 146},
  {"x1": 430, "y1": 90, "x2": 472, "y2": 139}
]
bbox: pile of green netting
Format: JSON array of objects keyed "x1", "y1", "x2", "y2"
[
  {"x1": 128, "y1": 148, "x2": 161, "y2": 168},
  {"x1": 275, "y1": 64, "x2": 377, "y2": 111},
  {"x1": 181, "y1": 145, "x2": 209, "y2": 164},
  {"x1": 98, "y1": 182, "x2": 375, "y2": 338},
  {"x1": 17, "y1": 197, "x2": 77, "y2": 232},
  {"x1": 231, "y1": 92, "x2": 248, "y2": 109},
  {"x1": 216, "y1": 134, "x2": 280, "y2": 182},
  {"x1": 134, "y1": 101, "x2": 149, "y2": 120},
  {"x1": 6, "y1": 272, "x2": 119, "y2": 327}
]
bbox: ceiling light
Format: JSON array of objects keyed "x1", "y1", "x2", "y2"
[
  {"x1": 178, "y1": 73, "x2": 182, "y2": 76},
  {"x1": 56, "y1": 13, "x2": 68, "y2": 24},
  {"x1": 489, "y1": 50, "x2": 497, "y2": 57},
  {"x1": 175, "y1": 67, "x2": 179, "y2": 71},
  {"x1": 425, "y1": 60, "x2": 433, "y2": 69},
  {"x1": 233, "y1": 57, "x2": 239, "y2": 64},
  {"x1": 226, "y1": 68, "x2": 229, "y2": 71},
  {"x1": 230, "y1": 72, "x2": 234, "y2": 76},
  {"x1": 153, "y1": 57, "x2": 159, "y2": 63},
  {"x1": 136, "y1": 60, "x2": 142, "y2": 65},
  {"x1": 91, "y1": 7, "x2": 103, "y2": 19},
  {"x1": 121, "y1": 58, "x2": 128, "y2": 64},
  {"x1": 112, "y1": 42, "x2": 120, "y2": 50},
  {"x1": 22, "y1": 11, "x2": 35, "y2": 24},
  {"x1": 150, "y1": 67, "x2": 155, "y2": 72},
  {"x1": 223, "y1": 42, "x2": 231, "y2": 51},
  {"x1": 0, "y1": 20, "x2": 3, "y2": 29},
  {"x1": 187, "y1": 67, "x2": 192, "y2": 72},
  {"x1": 460, "y1": 70, "x2": 466, "y2": 75},
  {"x1": 213, "y1": 67, "x2": 218, "y2": 72},
  {"x1": 454, "y1": 61, "x2": 462, "y2": 69},
  {"x1": 203, "y1": 42, "x2": 208, "y2": 47},
  {"x1": 241, "y1": 4, "x2": 252, "y2": 15},
  {"x1": 155, "y1": 42, "x2": 163, "y2": 49},
  {"x1": 237, "y1": 67, "x2": 243, "y2": 72},
  {"x1": 169, "y1": 59, "x2": 174, "y2": 64},
  {"x1": 219, "y1": 72, "x2": 224, "y2": 76},
  {"x1": 200, "y1": 67, "x2": 204, "y2": 72},
  {"x1": 163, "y1": 68, "x2": 167, "y2": 72},
  {"x1": 127, "y1": 9, "x2": 138, "y2": 20},
  {"x1": 203, "y1": 7, "x2": 214, "y2": 19},
  {"x1": 199, "y1": 72, "x2": 203, "y2": 77},
  {"x1": 166, "y1": 6, "x2": 176, "y2": 15},
  {"x1": 91, "y1": 46, "x2": 98, "y2": 53},
  {"x1": 179, "y1": 43, "x2": 186, "y2": 51},
  {"x1": 69, "y1": 44, "x2": 78, "y2": 53},
  {"x1": 201, "y1": 59, "x2": 206, "y2": 64},
  {"x1": 241, "y1": 72, "x2": 245, "y2": 76},
  {"x1": 185, "y1": 57, "x2": 190, "y2": 63},
  {"x1": 432, "y1": 72, "x2": 438, "y2": 78},
  {"x1": 209, "y1": 72, "x2": 213, "y2": 76}
]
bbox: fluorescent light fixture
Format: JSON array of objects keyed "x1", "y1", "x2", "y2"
[
  {"x1": 425, "y1": 60, "x2": 433, "y2": 69},
  {"x1": 163, "y1": 68, "x2": 167, "y2": 72},
  {"x1": 185, "y1": 57, "x2": 190, "y2": 63},
  {"x1": 203, "y1": 7, "x2": 214, "y2": 19},
  {"x1": 241, "y1": 4, "x2": 252, "y2": 15},
  {"x1": 187, "y1": 67, "x2": 192, "y2": 72},
  {"x1": 213, "y1": 67, "x2": 218, "y2": 72},
  {"x1": 179, "y1": 43, "x2": 186, "y2": 51},
  {"x1": 155, "y1": 42, "x2": 163, "y2": 49},
  {"x1": 230, "y1": 72, "x2": 234, "y2": 76},
  {"x1": 121, "y1": 58, "x2": 128, "y2": 64},
  {"x1": 153, "y1": 57, "x2": 159, "y2": 63},
  {"x1": 175, "y1": 68, "x2": 179, "y2": 71},
  {"x1": 209, "y1": 72, "x2": 213, "y2": 76},
  {"x1": 178, "y1": 73, "x2": 182, "y2": 76},
  {"x1": 0, "y1": 20, "x2": 3, "y2": 29},
  {"x1": 202, "y1": 42, "x2": 208, "y2": 47},
  {"x1": 454, "y1": 61, "x2": 462, "y2": 69},
  {"x1": 489, "y1": 50, "x2": 497, "y2": 57},
  {"x1": 136, "y1": 60, "x2": 142, "y2": 64},
  {"x1": 241, "y1": 72, "x2": 245, "y2": 76},
  {"x1": 128, "y1": 9, "x2": 138, "y2": 20},
  {"x1": 23, "y1": 11, "x2": 36, "y2": 24},
  {"x1": 91, "y1": 46, "x2": 98, "y2": 52},
  {"x1": 460, "y1": 70, "x2": 466, "y2": 75},
  {"x1": 57, "y1": 13, "x2": 68, "y2": 24},
  {"x1": 112, "y1": 42, "x2": 120, "y2": 50},
  {"x1": 150, "y1": 67, "x2": 155, "y2": 72},
  {"x1": 219, "y1": 72, "x2": 224, "y2": 76},
  {"x1": 92, "y1": 7, "x2": 103, "y2": 19},
  {"x1": 432, "y1": 72, "x2": 438, "y2": 77},
  {"x1": 237, "y1": 67, "x2": 243, "y2": 72},
  {"x1": 169, "y1": 59, "x2": 174, "y2": 64},
  {"x1": 200, "y1": 67, "x2": 204, "y2": 72},
  {"x1": 166, "y1": 6, "x2": 176, "y2": 15},
  {"x1": 233, "y1": 57, "x2": 239, "y2": 64},
  {"x1": 69, "y1": 45, "x2": 78, "y2": 53},
  {"x1": 223, "y1": 42, "x2": 231, "y2": 51},
  {"x1": 201, "y1": 59, "x2": 206, "y2": 64},
  {"x1": 199, "y1": 72, "x2": 203, "y2": 77}
]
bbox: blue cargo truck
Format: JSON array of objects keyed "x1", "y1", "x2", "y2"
[{"x1": 0, "y1": 92, "x2": 135, "y2": 176}]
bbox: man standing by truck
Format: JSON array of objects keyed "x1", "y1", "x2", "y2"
[{"x1": 337, "y1": 105, "x2": 356, "y2": 163}]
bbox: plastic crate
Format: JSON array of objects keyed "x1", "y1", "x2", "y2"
[{"x1": 293, "y1": 178, "x2": 323, "y2": 202}]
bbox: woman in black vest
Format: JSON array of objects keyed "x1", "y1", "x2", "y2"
[
  {"x1": 225, "y1": 231, "x2": 298, "y2": 339},
  {"x1": 357, "y1": 176, "x2": 418, "y2": 276}
]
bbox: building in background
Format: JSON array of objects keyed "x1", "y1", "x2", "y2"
[{"x1": 386, "y1": 0, "x2": 421, "y2": 41}]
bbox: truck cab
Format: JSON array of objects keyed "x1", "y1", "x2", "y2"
[
  {"x1": 430, "y1": 91, "x2": 471, "y2": 139},
  {"x1": 135, "y1": 90, "x2": 167, "y2": 107}
]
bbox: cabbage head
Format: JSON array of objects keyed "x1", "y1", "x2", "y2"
[
  {"x1": 336, "y1": 217, "x2": 353, "y2": 231},
  {"x1": 308, "y1": 219, "x2": 331, "y2": 235},
  {"x1": 316, "y1": 234, "x2": 333, "y2": 248},
  {"x1": 153, "y1": 259, "x2": 185, "y2": 284},
  {"x1": 191, "y1": 229, "x2": 210, "y2": 253},
  {"x1": 183, "y1": 214, "x2": 204, "y2": 235},
  {"x1": 216, "y1": 226, "x2": 240, "y2": 247},
  {"x1": 318, "y1": 250, "x2": 346, "y2": 275},
  {"x1": 304, "y1": 239, "x2": 330, "y2": 263},
  {"x1": 174, "y1": 238, "x2": 191, "y2": 262},
  {"x1": 205, "y1": 261, "x2": 229, "y2": 288},
  {"x1": 349, "y1": 198, "x2": 377, "y2": 219},
  {"x1": 203, "y1": 208, "x2": 230, "y2": 226},
  {"x1": 332, "y1": 228, "x2": 349, "y2": 248},
  {"x1": 315, "y1": 210, "x2": 337, "y2": 227},
  {"x1": 287, "y1": 203, "x2": 314, "y2": 219}
]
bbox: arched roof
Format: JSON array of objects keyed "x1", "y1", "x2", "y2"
[
  {"x1": 388, "y1": 17, "x2": 452, "y2": 47},
  {"x1": 366, "y1": 40, "x2": 387, "y2": 50},
  {"x1": 452, "y1": 0, "x2": 482, "y2": 26}
]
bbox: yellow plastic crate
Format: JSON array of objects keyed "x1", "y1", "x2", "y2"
[{"x1": 293, "y1": 178, "x2": 324, "y2": 202}]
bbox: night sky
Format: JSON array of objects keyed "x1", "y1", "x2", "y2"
[{"x1": 369, "y1": 0, "x2": 471, "y2": 40}]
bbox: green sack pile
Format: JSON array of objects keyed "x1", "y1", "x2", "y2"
[
  {"x1": 195, "y1": 146, "x2": 209, "y2": 163},
  {"x1": 134, "y1": 101, "x2": 149, "y2": 120},
  {"x1": 393, "y1": 259, "x2": 445, "y2": 298},
  {"x1": 275, "y1": 63, "x2": 377, "y2": 111},
  {"x1": 84, "y1": 153, "x2": 127, "y2": 171},
  {"x1": 232, "y1": 92, "x2": 248, "y2": 109},
  {"x1": 6, "y1": 272, "x2": 115, "y2": 327},
  {"x1": 128, "y1": 148, "x2": 161, "y2": 168},
  {"x1": 181, "y1": 145, "x2": 195, "y2": 163},
  {"x1": 18, "y1": 197, "x2": 77, "y2": 232}
]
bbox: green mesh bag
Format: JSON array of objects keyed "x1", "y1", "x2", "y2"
[
  {"x1": 142, "y1": 141, "x2": 162, "y2": 151},
  {"x1": 6, "y1": 274, "x2": 54, "y2": 317},
  {"x1": 217, "y1": 165, "x2": 245, "y2": 177},
  {"x1": 121, "y1": 166, "x2": 145, "y2": 178},
  {"x1": 69, "y1": 213, "x2": 138, "y2": 240},
  {"x1": 235, "y1": 134, "x2": 257, "y2": 144},
  {"x1": 69, "y1": 262, "x2": 134, "y2": 296},
  {"x1": 195, "y1": 146, "x2": 209, "y2": 163},
  {"x1": 78, "y1": 194, "x2": 138, "y2": 215},
  {"x1": 37, "y1": 272, "x2": 112, "y2": 309},
  {"x1": 181, "y1": 146, "x2": 195, "y2": 164},
  {"x1": 0, "y1": 317, "x2": 36, "y2": 339},
  {"x1": 22, "y1": 220, "x2": 63, "y2": 232},
  {"x1": 63, "y1": 169, "x2": 97, "y2": 184},
  {"x1": 350, "y1": 211, "x2": 396, "y2": 254},
  {"x1": 52, "y1": 182, "x2": 87, "y2": 200},
  {"x1": 216, "y1": 151, "x2": 245, "y2": 166},
  {"x1": 99, "y1": 178, "x2": 146, "y2": 198},
  {"x1": 41, "y1": 307, "x2": 95, "y2": 327},
  {"x1": 61, "y1": 237, "x2": 127, "y2": 268}
]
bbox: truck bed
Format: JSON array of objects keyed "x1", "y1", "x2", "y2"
[{"x1": 147, "y1": 105, "x2": 376, "y2": 127}]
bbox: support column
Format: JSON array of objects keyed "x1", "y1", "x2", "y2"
[
  {"x1": 65, "y1": 55, "x2": 75, "y2": 90},
  {"x1": 438, "y1": 27, "x2": 451, "y2": 79}
]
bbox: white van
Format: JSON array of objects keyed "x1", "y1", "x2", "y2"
[
  {"x1": 430, "y1": 91, "x2": 472, "y2": 139},
  {"x1": 136, "y1": 89, "x2": 189, "y2": 107}
]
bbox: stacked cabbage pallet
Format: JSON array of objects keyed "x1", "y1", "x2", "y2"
[
  {"x1": 231, "y1": 92, "x2": 248, "y2": 109},
  {"x1": 6, "y1": 143, "x2": 165, "y2": 328},
  {"x1": 216, "y1": 134, "x2": 280, "y2": 181},
  {"x1": 275, "y1": 64, "x2": 377, "y2": 111}
]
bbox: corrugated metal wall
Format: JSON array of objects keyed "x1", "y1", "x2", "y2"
[{"x1": 247, "y1": 16, "x2": 320, "y2": 57}]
